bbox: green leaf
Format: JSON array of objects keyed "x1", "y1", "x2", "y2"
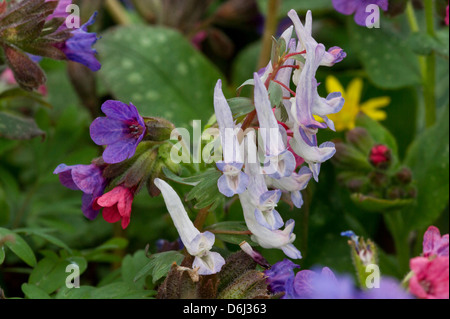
[
  {"x1": 350, "y1": 193, "x2": 414, "y2": 213},
  {"x1": 15, "y1": 228, "x2": 72, "y2": 253},
  {"x1": 402, "y1": 107, "x2": 449, "y2": 229},
  {"x1": 21, "y1": 283, "x2": 52, "y2": 299},
  {"x1": 121, "y1": 250, "x2": 150, "y2": 288},
  {"x1": 165, "y1": 168, "x2": 225, "y2": 210},
  {"x1": 185, "y1": 169, "x2": 225, "y2": 210},
  {"x1": 257, "y1": 0, "x2": 333, "y2": 16},
  {"x1": 88, "y1": 282, "x2": 155, "y2": 299},
  {"x1": 29, "y1": 253, "x2": 87, "y2": 294},
  {"x1": 134, "y1": 250, "x2": 185, "y2": 284},
  {"x1": 268, "y1": 81, "x2": 284, "y2": 108},
  {"x1": 227, "y1": 97, "x2": 255, "y2": 119},
  {"x1": 97, "y1": 26, "x2": 224, "y2": 127},
  {"x1": 349, "y1": 22, "x2": 421, "y2": 89},
  {"x1": 0, "y1": 88, "x2": 53, "y2": 109},
  {"x1": 0, "y1": 227, "x2": 37, "y2": 267},
  {"x1": 0, "y1": 111, "x2": 45, "y2": 140}
]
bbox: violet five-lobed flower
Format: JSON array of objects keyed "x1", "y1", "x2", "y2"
[
  {"x1": 45, "y1": 0, "x2": 101, "y2": 71},
  {"x1": 90, "y1": 100, "x2": 147, "y2": 164},
  {"x1": 53, "y1": 163, "x2": 106, "y2": 220},
  {"x1": 332, "y1": 0, "x2": 389, "y2": 26},
  {"x1": 265, "y1": 260, "x2": 412, "y2": 299}
]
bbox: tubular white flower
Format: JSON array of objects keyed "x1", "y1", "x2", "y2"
[
  {"x1": 253, "y1": 73, "x2": 296, "y2": 179},
  {"x1": 154, "y1": 178, "x2": 225, "y2": 275},
  {"x1": 238, "y1": 139, "x2": 302, "y2": 259}
]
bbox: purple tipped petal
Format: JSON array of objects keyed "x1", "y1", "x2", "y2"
[
  {"x1": 71, "y1": 164, "x2": 104, "y2": 194},
  {"x1": 90, "y1": 117, "x2": 129, "y2": 146},
  {"x1": 102, "y1": 139, "x2": 139, "y2": 164},
  {"x1": 291, "y1": 190, "x2": 304, "y2": 209},
  {"x1": 54, "y1": 164, "x2": 80, "y2": 191},
  {"x1": 101, "y1": 100, "x2": 140, "y2": 122},
  {"x1": 81, "y1": 193, "x2": 101, "y2": 220},
  {"x1": 217, "y1": 170, "x2": 249, "y2": 197},
  {"x1": 62, "y1": 12, "x2": 101, "y2": 71},
  {"x1": 265, "y1": 259, "x2": 300, "y2": 294},
  {"x1": 332, "y1": 0, "x2": 359, "y2": 15},
  {"x1": 254, "y1": 208, "x2": 284, "y2": 231},
  {"x1": 281, "y1": 244, "x2": 302, "y2": 260}
]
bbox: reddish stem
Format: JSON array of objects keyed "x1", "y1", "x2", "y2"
[{"x1": 273, "y1": 80, "x2": 296, "y2": 97}]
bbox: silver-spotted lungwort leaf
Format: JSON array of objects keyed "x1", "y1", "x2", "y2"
[
  {"x1": 0, "y1": 111, "x2": 46, "y2": 140},
  {"x1": 402, "y1": 107, "x2": 449, "y2": 229},
  {"x1": 257, "y1": 0, "x2": 333, "y2": 16},
  {"x1": 97, "y1": 26, "x2": 225, "y2": 127},
  {"x1": 349, "y1": 22, "x2": 421, "y2": 89}
]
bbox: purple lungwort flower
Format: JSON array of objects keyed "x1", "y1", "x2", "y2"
[
  {"x1": 59, "y1": 12, "x2": 102, "y2": 72},
  {"x1": 422, "y1": 226, "x2": 449, "y2": 258},
  {"x1": 332, "y1": 0, "x2": 389, "y2": 26},
  {"x1": 265, "y1": 259, "x2": 300, "y2": 294},
  {"x1": 265, "y1": 166, "x2": 313, "y2": 209},
  {"x1": 214, "y1": 80, "x2": 249, "y2": 197},
  {"x1": 54, "y1": 164, "x2": 106, "y2": 220},
  {"x1": 253, "y1": 73, "x2": 296, "y2": 180},
  {"x1": 90, "y1": 100, "x2": 146, "y2": 164},
  {"x1": 283, "y1": 266, "x2": 411, "y2": 299},
  {"x1": 45, "y1": 1, "x2": 101, "y2": 71}
]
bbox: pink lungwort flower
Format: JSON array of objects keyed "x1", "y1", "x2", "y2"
[
  {"x1": 94, "y1": 186, "x2": 135, "y2": 229},
  {"x1": 409, "y1": 256, "x2": 449, "y2": 299}
]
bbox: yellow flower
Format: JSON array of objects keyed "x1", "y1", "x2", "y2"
[{"x1": 324, "y1": 76, "x2": 391, "y2": 132}]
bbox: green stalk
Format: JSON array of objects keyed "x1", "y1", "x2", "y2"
[
  {"x1": 384, "y1": 212, "x2": 410, "y2": 274},
  {"x1": 105, "y1": 0, "x2": 132, "y2": 25},
  {"x1": 424, "y1": 0, "x2": 437, "y2": 128},
  {"x1": 406, "y1": 1, "x2": 426, "y2": 76},
  {"x1": 257, "y1": 0, "x2": 281, "y2": 70}
]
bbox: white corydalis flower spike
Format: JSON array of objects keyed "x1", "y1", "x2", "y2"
[
  {"x1": 288, "y1": 10, "x2": 346, "y2": 67},
  {"x1": 214, "y1": 80, "x2": 249, "y2": 197},
  {"x1": 253, "y1": 73, "x2": 296, "y2": 180},
  {"x1": 154, "y1": 179, "x2": 225, "y2": 275}
]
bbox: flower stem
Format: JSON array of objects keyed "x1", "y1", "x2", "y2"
[
  {"x1": 257, "y1": 0, "x2": 281, "y2": 70},
  {"x1": 424, "y1": 0, "x2": 437, "y2": 128},
  {"x1": 105, "y1": 0, "x2": 132, "y2": 25},
  {"x1": 194, "y1": 206, "x2": 210, "y2": 231},
  {"x1": 209, "y1": 230, "x2": 252, "y2": 236},
  {"x1": 384, "y1": 212, "x2": 410, "y2": 274}
]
